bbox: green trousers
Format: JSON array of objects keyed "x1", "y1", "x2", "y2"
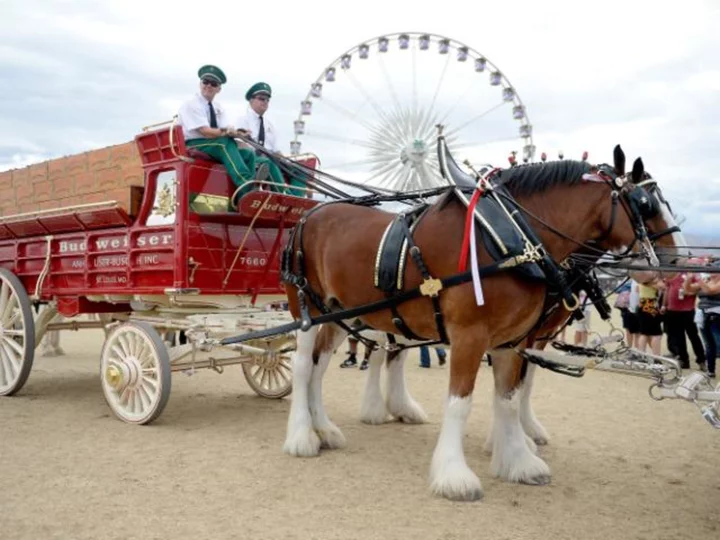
[
  {"x1": 186, "y1": 137, "x2": 305, "y2": 199},
  {"x1": 259, "y1": 155, "x2": 307, "y2": 197},
  {"x1": 256, "y1": 155, "x2": 287, "y2": 194},
  {"x1": 186, "y1": 137, "x2": 256, "y2": 189}
]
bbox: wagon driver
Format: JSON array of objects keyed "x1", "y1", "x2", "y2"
[
  {"x1": 237, "y1": 82, "x2": 306, "y2": 197},
  {"x1": 178, "y1": 65, "x2": 267, "y2": 199}
]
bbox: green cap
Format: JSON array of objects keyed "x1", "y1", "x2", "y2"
[
  {"x1": 198, "y1": 65, "x2": 227, "y2": 85},
  {"x1": 245, "y1": 82, "x2": 272, "y2": 100}
]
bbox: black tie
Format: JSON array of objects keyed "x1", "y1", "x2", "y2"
[
  {"x1": 209, "y1": 101, "x2": 218, "y2": 128},
  {"x1": 258, "y1": 115, "x2": 265, "y2": 147}
]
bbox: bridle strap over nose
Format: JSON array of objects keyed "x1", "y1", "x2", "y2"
[{"x1": 649, "y1": 226, "x2": 681, "y2": 242}]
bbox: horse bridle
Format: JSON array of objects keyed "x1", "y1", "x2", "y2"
[{"x1": 587, "y1": 166, "x2": 680, "y2": 266}]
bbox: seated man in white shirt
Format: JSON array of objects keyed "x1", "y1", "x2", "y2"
[
  {"x1": 178, "y1": 65, "x2": 267, "y2": 205},
  {"x1": 237, "y1": 82, "x2": 304, "y2": 196}
]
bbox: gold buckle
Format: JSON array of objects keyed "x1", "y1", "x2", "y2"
[
  {"x1": 420, "y1": 277, "x2": 443, "y2": 297},
  {"x1": 562, "y1": 293, "x2": 580, "y2": 311}
]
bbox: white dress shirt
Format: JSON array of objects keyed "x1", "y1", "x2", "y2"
[
  {"x1": 178, "y1": 93, "x2": 230, "y2": 140},
  {"x1": 236, "y1": 107, "x2": 278, "y2": 152}
]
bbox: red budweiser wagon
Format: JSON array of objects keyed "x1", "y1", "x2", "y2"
[{"x1": 0, "y1": 120, "x2": 319, "y2": 424}]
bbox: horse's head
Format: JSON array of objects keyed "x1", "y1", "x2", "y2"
[{"x1": 599, "y1": 145, "x2": 687, "y2": 267}]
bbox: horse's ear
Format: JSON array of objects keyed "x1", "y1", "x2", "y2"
[
  {"x1": 613, "y1": 144, "x2": 626, "y2": 175},
  {"x1": 631, "y1": 157, "x2": 644, "y2": 183}
]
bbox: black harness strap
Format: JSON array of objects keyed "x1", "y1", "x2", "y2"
[
  {"x1": 393, "y1": 213, "x2": 450, "y2": 344},
  {"x1": 222, "y1": 255, "x2": 526, "y2": 346}
]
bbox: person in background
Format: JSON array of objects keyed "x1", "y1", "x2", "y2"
[
  {"x1": 636, "y1": 277, "x2": 665, "y2": 355},
  {"x1": 339, "y1": 335, "x2": 370, "y2": 370},
  {"x1": 419, "y1": 345, "x2": 446, "y2": 368},
  {"x1": 572, "y1": 291, "x2": 593, "y2": 346},
  {"x1": 615, "y1": 281, "x2": 639, "y2": 348},
  {"x1": 663, "y1": 270, "x2": 705, "y2": 370},
  {"x1": 684, "y1": 260, "x2": 720, "y2": 377}
]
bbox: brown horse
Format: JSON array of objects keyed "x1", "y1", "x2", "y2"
[{"x1": 282, "y1": 146, "x2": 683, "y2": 501}]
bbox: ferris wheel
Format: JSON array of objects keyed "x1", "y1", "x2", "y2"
[{"x1": 290, "y1": 32, "x2": 535, "y2": 192}]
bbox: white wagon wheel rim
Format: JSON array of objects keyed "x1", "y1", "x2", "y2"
[
  {"x1": 291, "y1": 32, "x2": 534, "y2": 192},
  {"x1": 100, "y1": 322, "x2": 170, "y2": 424},
  {"x1": 242, "y1": 352, "x2": 293, "y2": 399},
  {"x1": 0, "y1": 269, "x2": 35, "y2": 396}
]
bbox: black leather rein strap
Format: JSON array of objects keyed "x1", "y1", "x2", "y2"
[{"x1": 221, "y1": 254, "x2": 525, "y2": 346}]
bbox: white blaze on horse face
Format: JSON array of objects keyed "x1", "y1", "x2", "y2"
[{"x1": 657, "y1": 194, "x2": 690, "y2": 260}]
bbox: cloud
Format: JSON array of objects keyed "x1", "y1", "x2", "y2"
[{"x1": 2, "y1": 0, "x2": 719, "y2": 237}]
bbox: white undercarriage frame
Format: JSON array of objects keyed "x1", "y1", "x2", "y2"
[
  {"x1": 527, "y1": 346, "x2": 720, "y2": 429},
  {"x1": 29, "y1": 293, "x2": 297, "y2": 424}
]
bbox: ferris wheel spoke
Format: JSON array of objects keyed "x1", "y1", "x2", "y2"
[
  {"x1": 444, "y1": 101, "x2": 507, "y2": 139},
  {"x1": 416, "y1": 108, "x2": 442, "y2": 146},
  {"x1": 378, "y1": 54, "x2": 403, "y2": 118},
  {"x1": 324, "y1": 155, "x2": 401, "y2": 171},
  {"x1": 452, "y1": 134, "x2": 522, "y2": 151},
  {"x1": 365, "y1": 159, "x2": 402, "y2": 184},
  {"x1": 368, "y1": 123, "x2": 407, "y2": 153},
  {"x1": 304, "y1": 130, "x2": 387, "y2": 150},
  {"x1": 392, "y1": 163, "x2": 415, "y2": 192},
  {"x1": 417, "y1": 162, "x2": 442, "y2": 190},
  {"x1": 401, "y1": 167, "x2": 418, "y2": 193},
  {"x1": 316, "y1": 97, "x2": 379, "y2": 133},
  {"x1": 412, "y1": 45, "x2": 418, "y2": 115},
  {"x1": 424, "y1": 53, "x2": 452, "y2": 132},
  {"x1": 373, "y1": 161, "x2": 411, "y2": 190},
  {"x1": 345, "y1": 71, "x2": 398, "y2": 129},
  {"x1": 436, "y1": 78, "x2": 483, "y2": 129}
]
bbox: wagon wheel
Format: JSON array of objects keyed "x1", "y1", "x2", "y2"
[
  {"x1": 0, "y1": 268, "x2": 36, "y2": 396},
  {"x1": 100, "y1": 321, "x2": 171, "y2": 424},
  {"x1": 242, "y1": 351, "x2": 293, "y2": 399}
]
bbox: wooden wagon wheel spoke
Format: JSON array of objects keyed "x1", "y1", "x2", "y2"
[
  {"x1": 2, "y1": 336, "x2": 25, "y2": 356},
  {"x1": 0, "y1": 269, "x2": 35, "y2": 397},
  {"x1": 5, "y1": 308, "x2": 21, "y2": 328},
  {"x1": 100, "y1": 322, "x2": 171, "y2": 424},
  {"x1": 242, "y1": 351, "x2": 293, "y2": 399}
]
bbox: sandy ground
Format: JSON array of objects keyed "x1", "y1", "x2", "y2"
[{"x1": 1, "y1": 320, "x2": 719, "y2": 540}]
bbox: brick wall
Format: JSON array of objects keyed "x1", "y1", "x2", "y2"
[{"x1": 0, "y1": 141, "x2": 144, "y2": 216}]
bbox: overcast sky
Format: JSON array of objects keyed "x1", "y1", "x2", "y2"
[{"x1": 2, "y1": 0, "x2": 718, "y2": 236}]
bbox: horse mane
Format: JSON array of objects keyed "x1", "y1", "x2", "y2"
[{"x1": 494, "y1": 160, "x2": 593, "y2": 198}]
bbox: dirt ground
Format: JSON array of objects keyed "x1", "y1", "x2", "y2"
[{"x1": 1, "y1": 322, "x2": 719, "y2": 540}]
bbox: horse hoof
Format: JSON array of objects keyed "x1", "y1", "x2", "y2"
[
  {"x1": 430, "y1": 463, "x2": 484, "y2": 502},
  {"x1": 432, "y1": 481, "x2": 484, "y2": 502},
  {"x1": 396, "y1": 411, "x2": 428, "y2": 424},
  {"x1": 388, "y1": 400, "x2": 428, "y2": 425},
  {"x1": 360, "y1": 403, "x2": 391, "y2": 425},
  {"x1": 533, "y1": 436, "x2": 549, "y2": 446},
  {"x1": 283, "y1": 428, "x2": 321, "y2": 457},
  {"x1": 521, "y1": 474, "x2": 552, "y2": 486},
  {"x1": 316, "y1": 425, "x2": 346, "y2": 450},
  {"x1": 442, "y1": 488, "x2": 484, "y2": 502}
]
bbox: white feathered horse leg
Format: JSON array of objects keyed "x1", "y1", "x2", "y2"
[
  {"x1": 360, "y1": 345, "x2": 392, "y2": 424},
  {"x1": 308, "y1": 324, "x2": 348, "y2": 449},
  {"x1": 385, "y1": 348, "x2": 428, "y2": 424},
  {"x1": 487, "y1": 348, "x2": 550, "y2": 485},
  {"x1": 518, "y1": 362, "x2": 550, "y2": 445},
  {"x1": 284, "y1": 325, "x2": 322, "y2": 457}
]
